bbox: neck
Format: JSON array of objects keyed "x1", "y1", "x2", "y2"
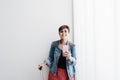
[{"x1": 60, "y1": 39, "x2": 68, "y2": 45}]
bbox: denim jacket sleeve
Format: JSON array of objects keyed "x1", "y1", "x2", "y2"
[
  {"x1": 45, "y1": 42, "x2": 55, "y2": 67},
  {"x1": 67, "y1": 44, "x2": 76, "y2": 66}
]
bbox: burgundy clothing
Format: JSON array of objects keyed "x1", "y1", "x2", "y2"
[{"x1": 48, "y1": 68, "x2": 75, "y2": 80}]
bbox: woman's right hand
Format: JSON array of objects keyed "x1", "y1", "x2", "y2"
[{"x1": 38, "y1": 61, "x2": 46, "y2": 70}]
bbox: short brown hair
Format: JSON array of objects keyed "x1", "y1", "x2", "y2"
[{"x1": 58, "y1": 25, "x2": 70, "y2": 33}]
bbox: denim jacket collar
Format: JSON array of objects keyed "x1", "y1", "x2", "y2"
[{"x1": 56, "y1": 39, "x2": 70, "y2": 50}]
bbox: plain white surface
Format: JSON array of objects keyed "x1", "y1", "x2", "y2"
[
  {"x1": 0, "y1": 0, "x2": 73, "y2": 80},
  {"x1": 73, "y1": 0, "x2": 120, "y2": 80}
]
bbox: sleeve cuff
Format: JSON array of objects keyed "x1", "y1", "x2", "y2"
[{"x1": 45, "y1": 58, "x2": 51, "y2": 67}]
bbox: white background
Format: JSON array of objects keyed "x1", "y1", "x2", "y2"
[
  {"x1": 0, "y1": 0, "x2": 73, "y2": 80},
  {"x1": 73, "y1": 0, "x2": 120, "y2": 80},
  {"x1": 1, "y1": 0, "x2": 119, "y2": 80}
]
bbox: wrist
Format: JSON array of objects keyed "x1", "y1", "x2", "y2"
[
  {"x1": 42, "y1": 61, "x2": 46, "y2": 65},
  {"x1": 68, "y1": 56, "x2": 72, "y2": 60},
  {"x1": 68, "y1": 56, "x2": 73, "y2": 61}
]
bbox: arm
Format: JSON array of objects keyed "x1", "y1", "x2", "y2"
[
  {"x1": 44, "y1": 42, "x2": 55, "y2": 67},
  {"x1": 38, "y1": 42, "x2": 55, "y2": 70},
  {"x1": 67, "y1": 45, "x2": 76, "y2": 65}
]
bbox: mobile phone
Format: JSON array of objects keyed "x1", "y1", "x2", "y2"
[{"x1": 39, "y1": 66, "x2": 42, "y2": 70}]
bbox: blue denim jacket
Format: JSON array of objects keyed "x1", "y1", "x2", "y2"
[{"x1": 45, "y1": 40, "x2": 76, "y2": 79}]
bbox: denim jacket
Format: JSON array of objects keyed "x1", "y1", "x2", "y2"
[{"x1": 45, "y1": 40, "x2": 76, "y2": 79}]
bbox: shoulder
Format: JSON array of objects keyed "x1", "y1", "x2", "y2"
[
  {"x1": 51, "y1": 40, "x2": 59, "y2": 47},
  {"x1": 68, "y1": 41, "x2": 75, "y2": 48},
  {"x1": 52, "y1": 40, "x2": 59, "y2": 43}
]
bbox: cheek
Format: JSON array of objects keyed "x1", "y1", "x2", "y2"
[
  {"x1": 59, "y1": 33, "x2": 62, "y2": 37},
  {"x1": 59, "y1": 33, "x2": 62, "y2": 35},
  {"x1": 65, "y1": 32, "x2": 69, "y2": 35}
]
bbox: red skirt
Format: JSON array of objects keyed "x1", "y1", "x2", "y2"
[{"x1": 48, "y1": 68, "x2": 74, "y2": 80}]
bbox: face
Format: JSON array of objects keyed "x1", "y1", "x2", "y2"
[{"x1": 59, "y1": 28, "x2": 69, "y2": 40}]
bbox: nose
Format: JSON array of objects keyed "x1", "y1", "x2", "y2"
[{"x1": 62, "y1": 31, "x2": 66, "y2": 35}]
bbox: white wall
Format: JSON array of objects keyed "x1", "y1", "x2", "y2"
[
  {"x1": 0, "y1": 0, "x2": 73, "y2": 80},
  {"x1": 73, "y1": 0, "x2": 120, "y2": 80}
]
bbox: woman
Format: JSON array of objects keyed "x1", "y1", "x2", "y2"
[{"x1": 38, "y1": 25, "x2": 76, "y2": 80}]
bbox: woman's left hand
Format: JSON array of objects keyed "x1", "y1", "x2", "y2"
[
  {"x1": 62, "y1": 51, "x2": 71, "y2": 58},
  {"x1": 63, "y1": 51, "x2": 73, "y2": 62}
]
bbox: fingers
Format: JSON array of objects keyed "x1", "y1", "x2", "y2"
[
  {"x1": 39, "y1": 66, "x2": 43, "y2": 70},
  {"x1": 67, "y1": 52, "x2": 72, "y2": 58},
  {"x1": 38, "y1": 64, "x2": 43, "y2": 70},
  {"x1": 38, "y1": 62, "x2": 46, "y2": 70},
  {"x1": 63, "y1": 52, "x2": 71, "y2": 57}
]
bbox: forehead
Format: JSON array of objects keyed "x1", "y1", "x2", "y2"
[{"x1": 60, "y1": 28, "x2": 68, "y2": 31}]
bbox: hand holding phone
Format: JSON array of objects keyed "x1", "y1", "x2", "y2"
[{"x1": 62, "y1": 45, "x2": 68, "y2": 57}]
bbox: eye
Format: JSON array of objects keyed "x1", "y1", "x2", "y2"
[
  {"x1": 60, "y1": 31, "x2": 63, "y2": 33},
  {"x1": 65, "y1": 30, "x2": 67, "y2": 33}
]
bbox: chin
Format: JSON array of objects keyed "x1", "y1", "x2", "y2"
[{"x1": 61, "y1": 38, "x2": 67, "y2": 40}]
